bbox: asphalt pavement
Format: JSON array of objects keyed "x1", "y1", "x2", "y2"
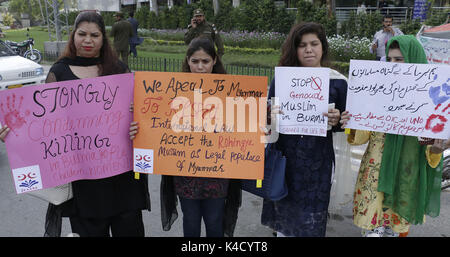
[{"x1": 0, "y1": 65, "x2": 448, "y2": 237}]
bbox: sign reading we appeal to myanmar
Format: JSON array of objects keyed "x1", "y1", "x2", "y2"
[
  {"x1": 0, "y1": 74, "x2": 134, "y2": 194},
  {"x1": 133, "y1": 71, "x2": 267, "y2": 180}
]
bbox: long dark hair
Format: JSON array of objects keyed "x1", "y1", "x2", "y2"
[
  {"x1": 60, "y1": 11, "x2": 125, "y2": 75},
  {"x1": 182, "y1": 37, "x2": 226, "y2": 74},
  {"x1": 279, "y1": 22, "x2": 329, "y2": 67}
]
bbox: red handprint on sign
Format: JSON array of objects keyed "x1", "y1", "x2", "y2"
[{"x1": 0, "y1": 93, "x2": 28, "y2": 136}]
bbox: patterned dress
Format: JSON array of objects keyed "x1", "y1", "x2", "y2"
[
  {"x1": 261, "y1": 75, "x2": 348, "y2": 237},
  {"x1": 174, "y1": 176, "x2": 229, "y2": 199},
  {"x1": 349, "y1": 131, "x2": 410, "y2": 233}
]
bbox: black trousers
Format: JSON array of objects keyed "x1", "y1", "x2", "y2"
[
  {"x1": 69, "y1": 210, "x2": 145, "y2": 237},
  {"x1": 179, "y1": 197, "x2": 225, "y2": 237}
]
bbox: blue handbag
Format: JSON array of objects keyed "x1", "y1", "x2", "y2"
[{"x1": 241, "y1": 143, "x2": 288, "y2": 201}]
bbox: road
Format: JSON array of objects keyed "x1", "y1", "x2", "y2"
[{"x1": 0, "y1": 65, "x2": 448, "y2": 237}]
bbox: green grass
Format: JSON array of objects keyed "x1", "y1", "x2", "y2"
[
  {"x1": 3, "y1": 26, "x2": 280, "y2": 68},
  {"x1": 136, "y1": 43, "x2": 280, "y2": 68},
  {"x1": 2, "y1": 27, "x2": 69, "y2": 53}
]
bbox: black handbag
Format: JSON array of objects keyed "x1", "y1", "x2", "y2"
[{"x1": 241, "y1": 143, "x2": 288, "y2": 201}]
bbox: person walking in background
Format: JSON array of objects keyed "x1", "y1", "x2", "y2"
[
  {"x1": 184, "y1": 9, "x2": 224, "y2": 58},
  {"x1": 340, "y1": 35, "x2": 445, "y2": 237},
  {"x1": 110, "y1": 11, "x2": 133, "y2": 66},
  {"x1": 370, "y1": 14, "x2": 403, "y2": 60},
  {"x1": 127, "y1": 12, "x2": 143, "y2": 58},
  {"x1": 261, "y1": 22, "x2": 348, "y2": 237},
  {"x1": 357, "y1": 1, "x2": 367, "y2": 15},
  {"x1": 129, "y1": 37, "x2": 241, "y2": 237}
]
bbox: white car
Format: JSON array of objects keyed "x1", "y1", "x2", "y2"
[
  {"x1": 443, "y1": 149, "x2": 450, "y2": 190},
  {"x1": 0, "y1": 40, "x2": 46, "y2": 90}
]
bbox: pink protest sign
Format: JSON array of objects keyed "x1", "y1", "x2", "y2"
[{"x1": 0, "y1": 73, "x2": 134, "y2": 194}]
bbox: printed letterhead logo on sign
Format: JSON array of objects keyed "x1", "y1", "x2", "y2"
[
  {"x1": 12, "y1": 165, "x2": 42, "y2": 193},
  {"x1": 133, "y1": 148, "x2": 153, "y2": 174}
]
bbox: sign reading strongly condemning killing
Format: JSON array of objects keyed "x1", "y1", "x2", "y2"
[
  {"x1": 0, "y1": 73, "x2": 134, "y2": 194},
  {"x1": 275, "y1": 67, "x2": 330, "y2": 137},
  {"x1": 133, "y1": 71, "x2": 267, "y2": 180},
  {"x1": 346, "y1": 60, "x2": 450, "y2": 139}
]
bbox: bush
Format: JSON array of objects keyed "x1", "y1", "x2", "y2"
[
  {"x1": 329, "y1": 61, "x2": 350, "y2": 76},
  {"x1": 221, "y1": 31, "x2": 286, "y2": 49},
  {"x1": 399, "y1": 18, "x2": 422, "y2": 35},
  {"x1": 138, "y1": 28, "x2": 186, "y2": 41},
  {"x1": 2, "y1": 12, "x2": 15, "y2": 27},
  {"x1": 425, "y1": 8, "x2": 448, "y2": 26},
  {"x1": 340, "y1": 11, "x2": 383, "y2": 39},
  {"x1": 328, "y1": 35, "x2": 375, "y2": 62},
  {"x1": 138, "y1": 28, "x2": 286, "y2": 50},
  {"x1": 135, "y1": 7, "x2": 150, "y2": 29},
  {"x1": 101, "y1": 12, "x2": 116, "y2": 27}
]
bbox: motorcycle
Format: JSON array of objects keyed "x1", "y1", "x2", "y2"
[{"x1": 5, "y1": 28, "x2": 42, "y2": 63}]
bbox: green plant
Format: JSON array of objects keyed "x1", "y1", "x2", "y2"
[
  {"x1": 328, "y1": 35, "x2": 375, "y2": 62},
  {"x1": 101, "y1": 12, "x2": 116, "y2": 26},
  {"x1": 425, "y1": 9, "x2": 448, "y2": 26},
  {"x1": 399, "y1": 18, "x2": 422, "y2": 35},
  {"x1": 340, "y1": 11, "x2": 383, "y2": 39},
  {"x1": 329, "y1": 61, "x2": 350, "y2": 76},
  {"x1": 135, "y1": 7, "x2": 150, "y2": 29},
  {"x1": 2, "y1": 12, "x2": 15, "y2": 27}
]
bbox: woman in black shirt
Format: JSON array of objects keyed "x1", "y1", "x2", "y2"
[{"x1": 44, "y1": 11, "x2": 150, "y2": 237}]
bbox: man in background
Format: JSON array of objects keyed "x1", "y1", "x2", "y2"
[
  {"x1": 128, "y1": 12, "x2": 143, "y2": 58},
  {"x1": 110, "y1": 11, "x2": 133, "y2": 66},
  {"x1": 184, "y1": 8, "x2": 224, "y2": 58},
  {"x1": 370, "y1": 15, "x2": 403, "y2": 60}
]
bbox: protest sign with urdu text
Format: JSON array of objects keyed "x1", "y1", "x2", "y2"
[{"x1": 346, "y1": 60, "x2": 450, "y2": 139}]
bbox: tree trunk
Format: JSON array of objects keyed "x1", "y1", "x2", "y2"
[
  {"x1": 150, "y1": 0, "x2": 158, "y2": 16},
  {"x1": 213, "y1": 0, "x2": 219, "y2": 15},
  {"x1": 232, "y1": 0, "x2": 240, "y2": 8},
  {"x1": 326, "y1": 0, "x2": 332, "y2": 17}
]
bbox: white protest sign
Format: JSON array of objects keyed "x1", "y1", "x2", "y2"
[
  {"x1": 346, "y1": 60, "x2": 450, "y2": 139},
  {"x1": 275, "y1": 67, "x2": 330, "y2": 137},
  {"x1": 418, "y1": 35, "x2": 450, "y2": 65}
]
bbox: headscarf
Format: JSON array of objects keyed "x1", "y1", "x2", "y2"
[{"x1": 377, "y1": 35, "x2": 443, "y2": 224}]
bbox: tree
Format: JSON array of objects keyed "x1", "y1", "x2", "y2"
[
  {"x1": 213, "y1": 0, "x2": 219, "y2": 15},
  {"x1": 8, "y1": 0, "x2": 48, "y2": 25},
  {"x1": 150, "y1": 0, "x2": 159, "y2": 16}
]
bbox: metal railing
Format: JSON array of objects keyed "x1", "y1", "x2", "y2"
[
  {"x1": 336, "y1": 7, "x2": 409, "y2": 24},
  {"x1": 42, "y1": 52, "x2": 275, "y2": 85},
  {"x1": 335, "y1": 6, "x2": 450, "y2": 24}
]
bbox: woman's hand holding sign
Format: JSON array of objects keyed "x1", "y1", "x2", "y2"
[
  {"x1": 129, "y1": 102, "x2": 139, "y2": 140},
  {"x1": 0, "y1": 125, "x2": 10, "y2": 142},
  {"x1": 261, "y1": 104, "x2": 284, "y2": 136},
  {"x1": 323, "y1": 107, "x2": 340, "y2": 128},
  {"x1": 339, "y1": 110, "x2": 351, "y2": 129},
  {"x1": 129, "y1": 121, "x2": 139, "y2": 140}
]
